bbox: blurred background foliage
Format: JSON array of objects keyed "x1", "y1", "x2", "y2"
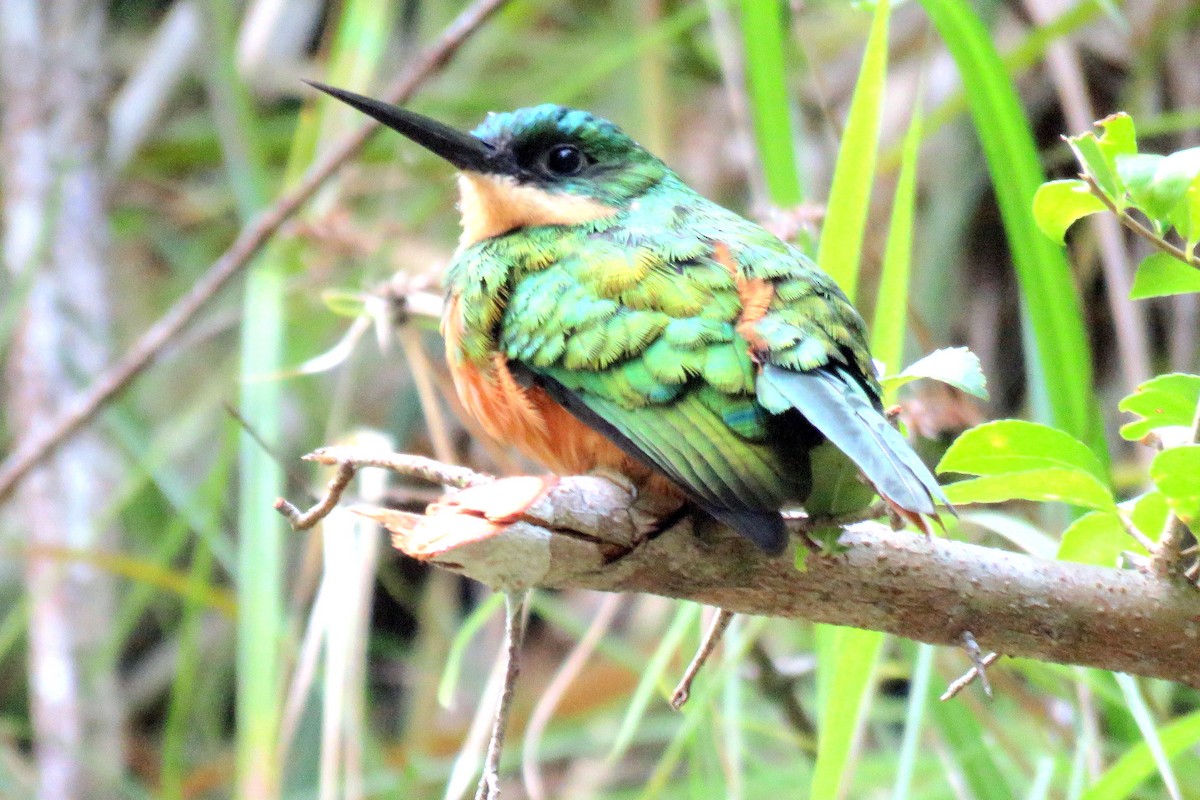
[{"x1": 1, "y1": 0, "x2": 1199, "y2": 798}]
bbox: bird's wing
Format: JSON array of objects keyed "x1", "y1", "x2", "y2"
[
  {"x1": 497, "y1": 231, "x2": 803, "y2": 553},
  {"x1": 732, "y1": 236, "x2": 953, "y2": 525}
]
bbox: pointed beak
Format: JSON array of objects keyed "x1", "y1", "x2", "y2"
[{"x1": 306, "y1": 80, "x2": 494, "y2": 172}]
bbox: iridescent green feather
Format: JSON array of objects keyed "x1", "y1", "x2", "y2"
[{"x1": 441, "y1": 106, "x2": 946, "y2": 553}]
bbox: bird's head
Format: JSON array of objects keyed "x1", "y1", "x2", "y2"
[{"x1": 309, "y1": 82, "x2": 668, "y2": 245}]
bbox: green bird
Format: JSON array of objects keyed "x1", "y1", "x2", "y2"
[{"x1": 312, "y1": 83, "x2": 951, "y2": 554}]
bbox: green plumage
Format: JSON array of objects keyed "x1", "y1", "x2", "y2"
[{"x1": 393, "y1": 101, "x2": 949, "y2": 553}]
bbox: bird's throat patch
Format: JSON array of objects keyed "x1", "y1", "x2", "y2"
[{"x1": 456, "y1": 172, "x2": 617, "y2": 246}]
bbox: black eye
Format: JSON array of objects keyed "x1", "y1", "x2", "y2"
[{"x1": 540, "y1": 144, "x2": 587, "y2": 176}]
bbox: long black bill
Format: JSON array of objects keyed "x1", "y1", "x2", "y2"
[{"x1": 305, "y1": 80, "x2": 494, "y2": 172}]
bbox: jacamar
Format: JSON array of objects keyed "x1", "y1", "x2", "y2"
[{"x1": 311, "y1": 83, "x2": 951, "y2": 554}]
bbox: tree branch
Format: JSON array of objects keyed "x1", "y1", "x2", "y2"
[
  {"x1": 297, "y1": 456, "x2": 1200, "y2": 689},
  {"x1": 0, "y1": 0, "x2": 512, "y2": 506}
]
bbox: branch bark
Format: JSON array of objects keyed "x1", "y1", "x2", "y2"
[{"x1": 332, "y1": 462, "x2": 1200, "y2": 689}]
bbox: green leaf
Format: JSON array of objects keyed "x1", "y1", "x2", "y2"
[
  {"x1": 882, "y1": 346, "x2": 989, "y2": 399},
  {"x1": 1182, "y1": 171, "x2": 1200, "y2": 248},
  {"x1": 1094, "y1": 112, "x2": 1138, "y2": 162},
  {"x1": 871, "y1": 83, "x2": 924, "y2": 383},
  {"x1": 1032, "y1": 179, "x2": 1106, "y2": 243},
  {"x1": 1129, "y1": 491, "x2": 1170, "y2": 542},
  {"x1": 1065, "y1": 114, "x2": 1137, "y2": 203},
  {"x1": 1151, "y1": 445, "x2": 1200, "y2": 525},
  {"x1": 1067, "y1": 132, "x2": 1123, "y2": 202},
  {"x1": 943, "y1": 469, "x2": 1115, "y2": 510},
  {"x1": 1129, "y1": 251, "x2": 1200, "y2": 299},
  {"x1": 321, "y1": 289, "x2": 369, "y2": 318},
  {"x1": 921, "y1": 0, "x2": 1103, "y2": 460},
  {"x1": 938, "y1": 420, "x2": 1108, "y2": 482},
  {"x1": 1117, "y1": 147, "x2": 1200, "y2": 226},
  {"x1": 1117, "y1": 373, "x2": 1200, "y2": 441},
  {"x1": 810, "y1": 627, "x2": 885, "y2": 800},
  {"x1": 1057, "y1": 511, "x2": 1141, "y2": 567},
  {"x1": 1081, "y1": 709, "x2": 1200, "y2": 800},
  {"x1": 816, "y1": 0, "x2": 890, "y2": 301},
  {"x1": 741, "y1": 0, "x2": 804, "y2": 207},
  {"x1": 1113, "y1": 153, "x2": 1163, "y2": 224}
]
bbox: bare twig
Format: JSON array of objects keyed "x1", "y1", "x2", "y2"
[
  {"x1": 1080, "y1": 172, "x2": 1200, "y2": 270},
  {"x1": 273, "y1": 446, "x2": 493, "y2": 532},
  {"x1": 941, "y1": 651, "x2": 1001, "y2": 702},
  {"x1": 0, "y1": 0, "x2": 513, "y2": 506},
  {"x1": 1117, "y1": 508, "x2": 1157, "y2": 551},
  {"x1": 671, "y1": 608, "x2": 736, "y2": 709},
  {"x1": 476, "y1": 591, "x2": 529, "y2": 800},
  {"x1": 305, "y1": 446, "x2": 491, "y2": 488},
  {"x1": 958, "y1": 632, "x2": 994, "y2": 698},
  {"x1": 748, "y1": 642, "x2": 816, "y2": 742},
  {"x1": 274, "y1": 462, "x2": 356, "y2": 530}
]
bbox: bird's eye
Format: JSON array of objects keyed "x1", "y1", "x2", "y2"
[{"x1": 540, "y1": 144, "x2": 587, "y2": 177}]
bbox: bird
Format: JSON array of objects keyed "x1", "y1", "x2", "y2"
[{"x1": 310, "y1": 82, "x2": 951, "y2": 555}]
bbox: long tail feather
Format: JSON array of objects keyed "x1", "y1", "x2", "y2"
[{"x1": 759, "y1": 364, "x2": 951, "y2": 521}]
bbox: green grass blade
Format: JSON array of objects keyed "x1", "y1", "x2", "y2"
[
  {"x1": 810, "y1": 627, "x2": 886, "y2": 799},
  {"x1": 891, "y1": 643, "x2": 935, "y2": 800},
  {"x1": 741, "y1": 0, "x2": 804, "y2": 206},
  {"x1": 919, "y1": 0, "x2": 1104, "y2": 458},
  {"x1": 608, "y1": 602, "x2": 701, "y2": 763},
  {"x1": 1080, "y1": 708, "x2": 1200, "y2": 799},
  {"x1": 160, "y1": 531, "x2": 216, "y2": 800},
  {"x1": 815, "y1": 0, "x2": 891, "y2": 301},
  {"x1": 873, "y1": 86, "x2": 924, "y2": 377},
  {"x1": 808, "y1": 5, "x2": 892, "y2": 797},
  {"x1": 929, "y1": 679, "x2": 1015, "y2": 800},
  {"x1": 1107, "y1": 674, "x2": 1183, "y2": 800},
  {"x1": 202, "y1": 2, "x2": 285, "y2": 795},
  {"x1": 437, "y1": 591, "x2": 505, "y2": 708}
]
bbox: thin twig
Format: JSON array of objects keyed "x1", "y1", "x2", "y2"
[
  {"x1": 747, "y1": 641, "x2": 816, "y2": 742},
  {"x1": 275, "y1": 463, "x2": 357, "y2": 531},
  {"x1": 305, "y1": 447, "x2": 491, "y2": 488},
  {"x1": 0, "y1": 0, "x2": 513, "y2": 507},
  {"x1": 1080, "y1": 172, "x2": 1200, "y2": 270},
  {"x1": 671, "y1": 608, "x2": 736, "y2": 709},
  {"x1": 274, "y1": 448, "x2": 492, "y2": 532},
  {"x1": 941, "y1": 650, "x2": 1001, "y2": 702},
  {"x1": 1117, "y1": 508, "x2": 1157, "y2": 551},
  {"x1": 476, "y1": 591, "x2": 529, "y2": 800}
]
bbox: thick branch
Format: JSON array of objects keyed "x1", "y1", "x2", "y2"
[{"x1": 359, "y1": 471, "x2": 1200, "y2": 689}]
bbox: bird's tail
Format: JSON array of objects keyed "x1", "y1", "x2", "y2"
[{"x1": 758, "y1": 364, "x2": 952, "y2": 529}]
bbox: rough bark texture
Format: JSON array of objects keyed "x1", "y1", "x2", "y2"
[
  {"x1": 0, "y1": 2, "x2": 124, "y2": 797},
  {"x1": 374, "y1": 473, "x2": 1200, "y2": 689}
]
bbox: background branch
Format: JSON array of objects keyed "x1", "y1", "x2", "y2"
[{"x1": 0, "y1": 0, "x2": 511, "y2": 506}]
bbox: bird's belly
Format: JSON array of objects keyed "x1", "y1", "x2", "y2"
[{"x1": 449, "y1": 354, "x2": 676, "y2": 496}]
